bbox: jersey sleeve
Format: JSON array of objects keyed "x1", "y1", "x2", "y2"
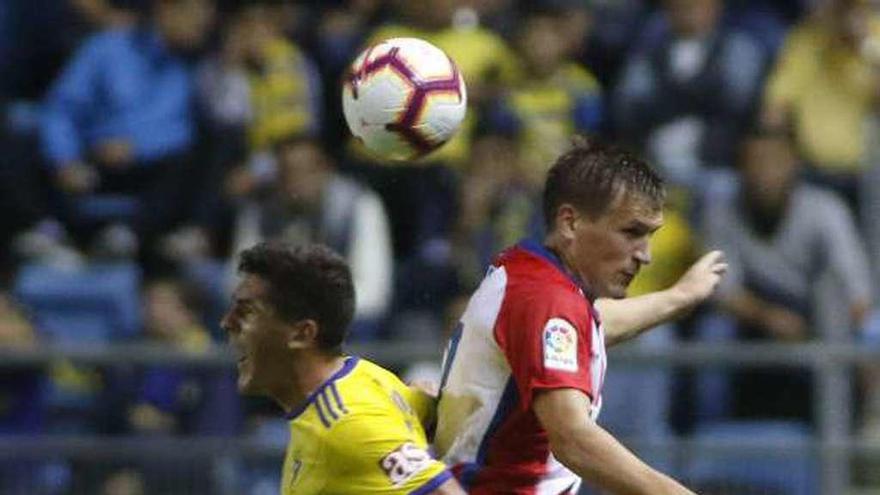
[
  {"x1": 495, "y1": 288, "x2": 595, "y2": 409},
  {"x1": 401, "y1": 385, "x2": 438, "y2": 434},
  {"x1": 326, "y1": 407, "x2": 452, "y2": 494}
]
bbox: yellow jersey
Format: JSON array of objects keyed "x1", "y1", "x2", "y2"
[{"x1": 281, "y1": 357, "x2": 450, "y2": 494}]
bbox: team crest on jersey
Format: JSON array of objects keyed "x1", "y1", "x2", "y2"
[{"x1": 543, "y1": 318, "x2": 578, "y2": 372}]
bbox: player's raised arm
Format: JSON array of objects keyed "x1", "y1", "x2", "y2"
[
  {"x1": 598, "y1": 250, "x2": 727, "y2": 347},
  {"x1": 533, "y1": 388, "x2": 695, "y2": 495}
]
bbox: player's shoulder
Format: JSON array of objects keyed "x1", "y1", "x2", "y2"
[
  {"x1": 492, "y1": 242, "x2": 593, "y2": 327},
  {"x1": 495, "y1": 241, "x2": 586, "y2": 302},
  {"x1": 323, "y1": 362, "x2": 421, "y2": 444},
  {"x1": 331, "y1": 358, "x2": 411, "y2": 416},
  {"x1": 343, "y1": 357, "x2": 408, "y2": 395},
  {"x1": 287, "y1": 357, "x2": 397, "y2": 429}
]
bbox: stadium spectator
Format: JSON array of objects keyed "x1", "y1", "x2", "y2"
[
  {"x1": 112, "y1": 276, "x2": 221, "y2": 494},
  {"x1": 307, "y1": 0, "x2": 389, "y2": 150},
  {"x1": 454, "y1": 131, "x2": 542, "y2": 290},
  {"x1": 38, "y1": 0, "x2": 215, "y2": 267},
  {"x1": 232, "y1": 137, "x2": 393, "y2": 339},
  {"x1": 0, "y1": 0, "x2": 136, "y2": 102},
  {"x1": 705, "y1": 123, "x2": 872, "y2": 424},
  {"x1": 0, "y1": 292, "x2": 41, "y2": 434},
  {"x1": 1, "y1": 0, "x2": 139, "y2": 269},
  {"x1": 434, "y1": 136, "x2": 726, "y2": 494},
  {"x1": 0, "y1": 292, "x2": 45, "y2": 494},
  {"x1": 613, "y1": 0, "x2": 766, "y2": 192},
  {"x1": 489, "y1": 6, "x2": 603, "y2": 187},
  {"x1": 176, "y1": 0, "x2": 324, "y2": 259},
  {"x1": 126, "y1": 277, "x2": 212, "y2": 435},
  {"x1": 197, "y1": 0, "x2": 322, "y2": 190},
  {"x1": 579, "y1": 0, "x2": 654, "y2": 87},
  {"x1": 762, "y1": 0, "x2": 880, "y2": 216}
]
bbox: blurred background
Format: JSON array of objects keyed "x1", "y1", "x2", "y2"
[{"x1": 1, "y1": 0, "x2": 880, "y2": 493}]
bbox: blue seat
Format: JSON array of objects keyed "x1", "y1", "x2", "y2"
[
  {"x1": 13, "y1": 262, "x2": 142, "y2": 432},
  {"x1": 73, "y1": 194, "x2": 142, "y2": 226},
  {"x1": 0, "y1": 459, "x2": 72, "y2": 495},
  {"x1": 683, "y1": 420, "x2": 817, "y2": 495},
  {"x1": 14, "y1": 262, "x2": 141, "y2": 343}
]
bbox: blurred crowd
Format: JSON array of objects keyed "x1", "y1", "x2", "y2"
[{"x1": 2, "y1": 0, "x2": 880, "y2": 492}]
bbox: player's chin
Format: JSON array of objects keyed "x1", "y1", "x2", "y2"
[{"x1": 606, "y1": 281, "x2": 630, "y2": 299}]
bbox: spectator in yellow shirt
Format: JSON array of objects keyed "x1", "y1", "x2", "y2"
[
  {"x1": 763, "y1": 0, "x2": 880, "y2": 211},
  {"x1": 172, "y1": 1, "x2": 323, "y2": 262},
  {"x1": 489, "y1": 6, "x2": 603, "y2": 188}
]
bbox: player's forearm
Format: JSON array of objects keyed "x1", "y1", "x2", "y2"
[
  {"x1": 598, "y1": 287, "x2": 689, "y2": 347},
  {"x1": 549, "y1": 421, "x2": 694, "y2": 495}
]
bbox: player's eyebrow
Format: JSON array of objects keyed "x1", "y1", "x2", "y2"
[{"x1": 626, "y1": 220, "x2": 662, "y2": 233}]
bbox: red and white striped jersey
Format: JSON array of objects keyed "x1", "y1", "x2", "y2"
[{"x1": 434, "y1": 240, "x2": 607, "y2": 494}]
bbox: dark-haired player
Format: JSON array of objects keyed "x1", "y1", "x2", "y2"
[
  {"x1": 221, "y1": 242, "x2": 463, "y2": 494},
  {"x1": 434, "y1": 136, "x2": 727, "y2": 494}
]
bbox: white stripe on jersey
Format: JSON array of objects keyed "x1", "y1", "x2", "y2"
[{"x1": 434, "y1": 266, "x2": 509, "y2": 463}]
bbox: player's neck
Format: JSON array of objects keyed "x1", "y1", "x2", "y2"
[
  {"x1": 273, "y1": 353, "x2": 348, "y2": 415},
  {"x1": 543, "y1": 234, "x2": 577, "y2": 279},
  {"x1": 543, "y1": 234, "x2": 597, "y2": 301}
]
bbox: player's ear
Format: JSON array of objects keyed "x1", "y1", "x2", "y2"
[
  {"x1": 555, "y1": 203, "x2": 580, "y2": 241},
  {"x1": 287, "y1": 320, "x2": 320, "y2": 350}
]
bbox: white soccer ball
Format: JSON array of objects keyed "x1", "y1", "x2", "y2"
[{"x1": 342, "y1": 37, "x2": 468, "y2": 161}]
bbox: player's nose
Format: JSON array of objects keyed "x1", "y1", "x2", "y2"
[{"x1": 634, "y1": 244, "x2": 651, "y2": 266}]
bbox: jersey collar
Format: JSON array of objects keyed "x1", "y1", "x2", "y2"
[{"x1": 286, "y1": 356, "x2": 359, "y2": 421}]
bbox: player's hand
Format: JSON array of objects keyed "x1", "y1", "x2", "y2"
[
  {"x1": 56, "y1": 162, "x2": 98, "y2": 194},
  {"x1": 760, "y1": 306, "x2": 808, "y2": 342},
  {"x1": 671, "y1": 250, "x2": 728, "y2": 307}
]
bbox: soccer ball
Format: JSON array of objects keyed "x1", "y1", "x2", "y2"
[{"x1": 342, "y1": 37, "x2": 467, "y2": 161}]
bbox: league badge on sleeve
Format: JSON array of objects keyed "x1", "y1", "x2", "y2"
[{"x1": 543, "y1": 318, "x2": 578, "y2": 372}]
